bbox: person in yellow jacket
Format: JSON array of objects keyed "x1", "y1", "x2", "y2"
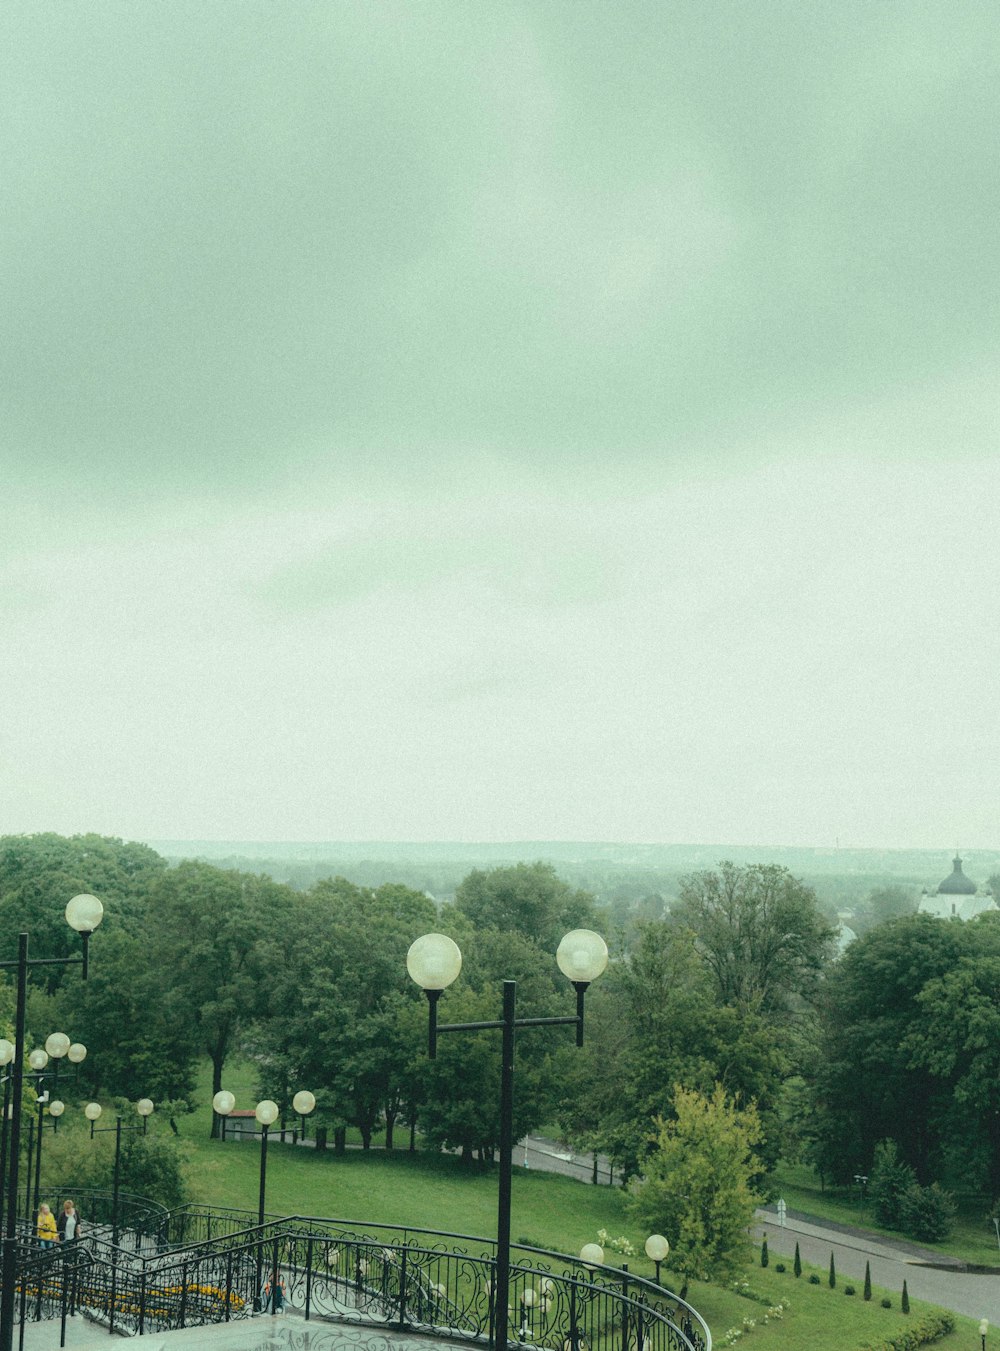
[{"x1": 36, "y1": 1203, "x2": 57, "y2": 1248}]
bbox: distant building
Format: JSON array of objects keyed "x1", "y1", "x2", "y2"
[{"x1": 918, "y1": 855, "x2": 998, "y2": 921}]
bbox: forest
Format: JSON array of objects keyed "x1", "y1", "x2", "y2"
[{"x1": 3, "y1": 832, "x2": 1000, "y2": 1255}]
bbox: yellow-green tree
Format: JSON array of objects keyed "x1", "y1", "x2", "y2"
[{"x1": 630, "y1": 1083, "x2": 762, "y2": 1281}]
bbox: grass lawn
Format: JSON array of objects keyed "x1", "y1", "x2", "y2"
[
  {"x1": 771, "y1": 1163, "x2": 1000, "y2": 1268},
  {"x1": 165, "y1": 1064, "x2": 975, "y2": 1350}
]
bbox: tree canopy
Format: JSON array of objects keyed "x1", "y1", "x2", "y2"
[
  {"x1": 630, "y1": 1083, "x2": 763, "y2": 1281},
  {"x1": 453, "y1": 862, "x2": 599, "y2": 951},
  {"x1": 670, "y1": 861, "x2": 835, "y2": 1012}
]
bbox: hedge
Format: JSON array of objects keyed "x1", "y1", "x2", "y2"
[{"x1": 857, "y1": 1311, "x2": 955, "y2": 1351}]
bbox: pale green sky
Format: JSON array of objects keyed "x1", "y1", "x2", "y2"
[{"x1": 2, "y1": 2, "x2": 998, "y2": 846}]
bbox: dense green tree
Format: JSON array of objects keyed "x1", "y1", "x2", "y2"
[
  {"x1": 565, "y1": 922, "x2": 789, "y2": 1179},
  {"x1": 453, "y1": 863, "x2": 599, "y2": 951},
  {"x1": 0, "y1": 833, "x2": 166, "y2": 990},
  {"x1": 45, "y1": 928, "x2": 197, "y2": 1104},
  {"x1": 670, "y1": 862, "x2": 835, "y2": 1013},
  {"x1": 811, "y1": 916, "x2": 972, "y2": 1186},
  {"x1": 256, "y1": 879, "x2": 436, "y2": 1149},
  {"x1": 630, "y1": 1083, "x2": 762, "y2": 1282},
  {"x1": 903, "y1": 922, "x2": 1000, "y2": 1197},
  {"x1": 145, "y1": 862, "x2": 297, "y2": 1130}
]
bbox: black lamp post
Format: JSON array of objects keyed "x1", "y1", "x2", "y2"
[
  {"x1": 407, "y1": 928, "x2": 608, "y2": 1351},
  {"x1": 0, "y1": 1044, "x2": 15, "y2": 1238},
  {"x1": 0, "y1": 894, "x2": 103, "y2": 1351},
  {"x1": 853, "y1": 1172, "x2": 869, "y2": 1218},
  {"x1": 213, "y1": 1088, "x2": 315, "y2": 1311},
  {"x1": 85, "y1": 1097, "x2": 154, "y2": 1246}
]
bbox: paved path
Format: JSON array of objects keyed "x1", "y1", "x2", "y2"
[
  {"x1": 515, "y1": 1135, "x2": 614, "y2": 1185},
  {"x1": 755, "y1": 1205, "x2": 1000, "y2": 1324},
  {"x1": 17, "y1": 1310, "x2": 476, "y2": 1350},
  {"x1": 266, "y1": 1131, "x2": 617, "y2": 1185}
]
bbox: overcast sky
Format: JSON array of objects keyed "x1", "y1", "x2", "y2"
[{"x1": 2, "y1": 2, "x2": 998, "y2": 848}]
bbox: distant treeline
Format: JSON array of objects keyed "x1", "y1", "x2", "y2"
[{"x1": 148, "y1": 840, "x2": 998, "y2": 919}]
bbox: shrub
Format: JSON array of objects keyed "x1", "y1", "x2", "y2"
[
  {"x1": 760, "y1": 1236, "x2": 768, "y2": 1268},
  {"x1": 793, "y1": 1243, "x2": 801, "y2": 1277},
  {"x1": 729, "y1": 1279, "x2": 770, "y2": 1306},
  {"x1": 863, "y1": 1261, "x2": 872, "y2": 1301},
  {"x1": 855, "y1": 1311, "x2": 954, "y2": 1351},
  {"x1": 870, "y1": 1140, "x2": 918, "y2": 1228},
  {"x1": 774, "y1": 1263, "x2": 786, "y2": 1273},
  {"x1": 808, "y1": 1274, "x2": 820, "y2": 1284},
  {"x1": 881, "y1": 1298, "x2": 892, "y2": 1308},
  {"x1": 899, "y1": 1182, "x2": 955, "y2": 1243},
  {"x1": 829, "y1": 1252, "x2": 836, "y2": 1289},
  {"x1": 46, "y1": 1129, "x2": 187, "y2": 1212},
  {"x1": 844, "y1": 1285, "x2": 856, "y2": 1296},
  {"x1": 901, "y1": 1280, "x2": 910, "y2": 1314}
]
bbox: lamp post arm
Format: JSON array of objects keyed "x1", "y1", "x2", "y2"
[
  {"x1": 0, "y1": 957, "x2": 83, "y2": 972},
  {"x1": 437, "y1": 1019, "x2": 505, "y2": 1034}
]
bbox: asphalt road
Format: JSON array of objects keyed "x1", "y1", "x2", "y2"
[
  {"x1": 515, "y1": 1135, "x2": 615, "y2": 1185},
  {"x1": 755, "y1": 1207, "x2": 1000, "y2": 1325}
]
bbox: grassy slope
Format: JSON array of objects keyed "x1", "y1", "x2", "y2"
[{"x1": 168, "y1": 1064, "x2": 977, "y2": 1350}]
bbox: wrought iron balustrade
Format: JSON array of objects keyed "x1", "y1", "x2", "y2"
[{"x1": 1, "y1": 1201, "x2": 710, "y2": 1351}]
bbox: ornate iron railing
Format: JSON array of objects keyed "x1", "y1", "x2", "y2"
[{"x1": 6, "y1": 1204, "x2": 711, "y2": 1350}]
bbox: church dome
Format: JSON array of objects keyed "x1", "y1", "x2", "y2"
[{"x1": 937, "y1": 855, "x2": 977, "y2": 895}]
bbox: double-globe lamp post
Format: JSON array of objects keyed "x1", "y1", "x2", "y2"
[
  {"x1": 0, "y1": 893, "x2": 103, "y2": 1351},
  {"x1": 85, "y1": 1099, "x2": 154, "y2": 1246},
  {"x1": 213, "y1": 1089, "x2": 316, "y2": 1309},
  {"x1": 24, "y1": 1035, "x2": 87, "y2": 1223},
  {"x1": 406, "y1": 928, "x2": 608, "y2": 1351}
]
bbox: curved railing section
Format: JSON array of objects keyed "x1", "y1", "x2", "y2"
[{"x1": 6, "y1": 1203, "x2": 711, "y2": 1351}]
